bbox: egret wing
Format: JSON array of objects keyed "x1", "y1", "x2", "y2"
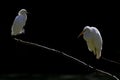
[
  {"x1": 11, "y1": 15, "x2": 26, "y2": 35},
  {"x1": 91, "y1": 27, "x2": 102, "y2": 59}
]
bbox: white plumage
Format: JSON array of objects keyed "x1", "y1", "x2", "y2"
[
  {"x1": 11, "y1": 9, "x2": 27, "y2": 36},
  {"x1": 78, "y1": 26, "x2": 103, "y2": 59}
]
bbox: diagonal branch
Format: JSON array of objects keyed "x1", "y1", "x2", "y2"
[{"x1": 14, "y1": 38, "x2": 119, "y2": 80}]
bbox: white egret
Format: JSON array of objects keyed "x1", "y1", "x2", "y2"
[
  {"x1": 11, "y1": 9, "x2": 27, "y2": 36},
  {"x1": 78, "y1": 26, "x2": 103, "y2": 59}
]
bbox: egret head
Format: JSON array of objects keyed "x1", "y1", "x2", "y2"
[
  {"x1": 78, "y1": 26, "x2": 91, "y2": 38},
  {"x1": 18, "y1": 9, "x2": 27, "y2": 15}
]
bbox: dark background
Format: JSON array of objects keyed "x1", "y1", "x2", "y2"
[{"x1": 0, "y1": 0, "x2": 120, "y2": 77}]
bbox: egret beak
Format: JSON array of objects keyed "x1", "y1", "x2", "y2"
[
  {"x1": 26, "y1": 10, "x2": 30, "y2": 14},
  {"x1": 26, "y1": 11, "x2": 29, "y2": 14},
  {"x1": 77, "y1": 31, "x2": 84, "y2": 38}
]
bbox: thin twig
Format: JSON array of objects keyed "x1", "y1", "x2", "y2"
[
  {"x1": 102, "y1": 57, "x2": 120, "y2": 65},
  {"x1": 14, "y1": 38, "x2": 119, "y2": 80}
]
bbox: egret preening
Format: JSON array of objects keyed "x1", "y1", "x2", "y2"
[
  {"x1": 78, "y1": 26, "x2": 103, "y2": 59},
  {"x1": 11, "y1": 9, "x2": 27, "y2": 36}
]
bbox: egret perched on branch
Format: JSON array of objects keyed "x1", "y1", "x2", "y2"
[
  {"x1": 11, "y1": 9, "x2": 27, "y2": 36},
  {"x1": 78, "y1": 26, "x2": 103, "y2": 59}
]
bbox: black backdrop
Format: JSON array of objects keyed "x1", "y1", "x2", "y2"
[{"x1": 0, "y1": 0, "x2": 120, "y2": 75}]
